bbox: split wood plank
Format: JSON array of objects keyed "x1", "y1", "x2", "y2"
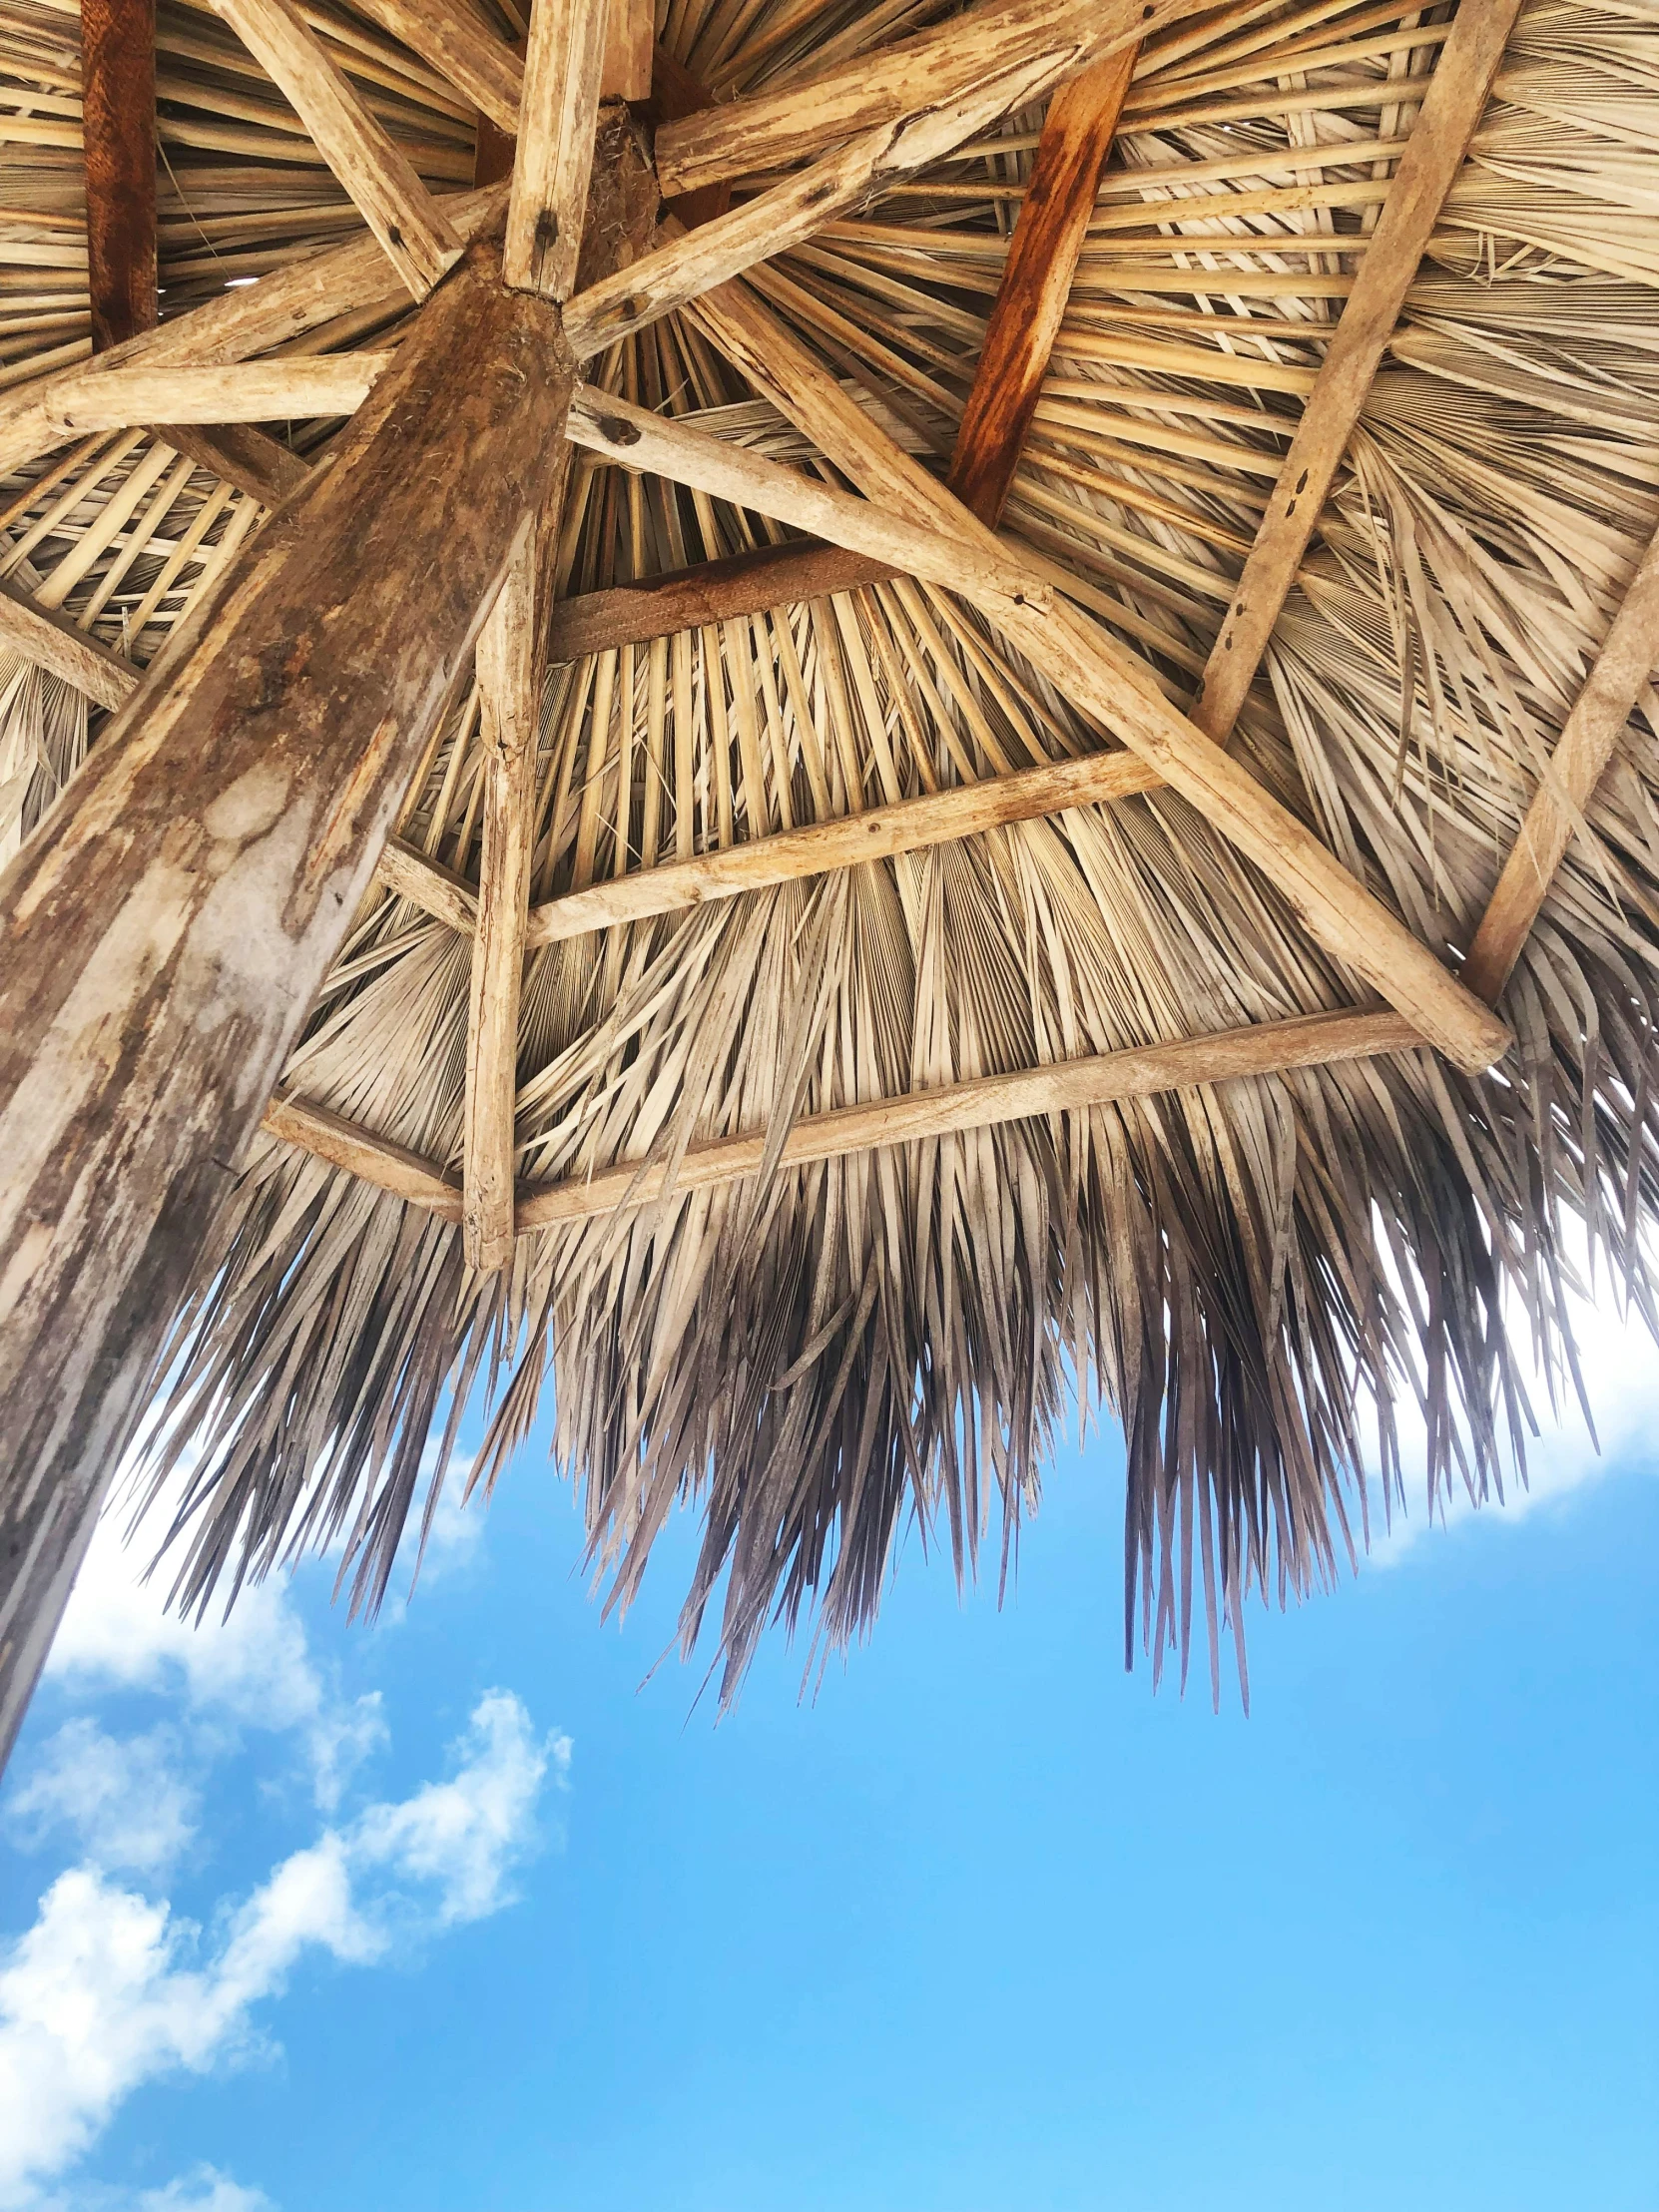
[
  {"x1": 160, "y1": 423, "x2": 310, "y2": 506},
  {"x1": 502, "y1": 0, "x2": 610, "y2": 300},
  {"x1": 0, "y1": 242, "x2": 574, "y2": 1775},
  {"x1": 0, "y1": 577, "x2": 140, "y2": 711},
  {"x1": 947, "y1": 44, "x2": 1137, "y2": 526},
  {"x1": 563, "y1": 11, "x2": 1169, "y2": 360},
  {"x1": 81, "y1": 0, "x2": 159, "y2": 353},
  {"x1": 263, "y1": 1005, "x2": 1424, "y2": 1231},
  {"x1": 653, "y1": 0, "x2": 1202, "y2": 199},
  {"x1": 1190, "y1": 0, "x2": 1523, "y2": 744},
  {"x1": 566, "y1": 382, "x2": 1511, "y2": 1074},
  {"x1": 348, "y1": 0, "x2": 523, "y2": 132},
  {"x1": 523, "y1": 749, "x2": 1163, "y2": 945},
  {"x1": 462, "y1": 514, "x2": 539, "y2": 1271},
  {"x1": 36, "y1": 355, "x2": 393, "y2": 435},
  {"x1": 1462, "y1": 517, "x2": 1659, "y2": 1001},
  {"x1": 0, "y1": 181, "x2": 509, "y2": 480},
  {"x1": 602, "y1": 0, "x2": 653, "y2": 103},
  {"x1": 212, "y1": 0, "x2": 463, "y2": 298}
]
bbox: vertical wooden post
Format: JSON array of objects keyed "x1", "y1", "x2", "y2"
[
  {"x1": 81, "y1": 0, "x2": 159, "y2": 351},
  {"x1": 0, "y1": 246, "x2": 574, "y2": 1773}
]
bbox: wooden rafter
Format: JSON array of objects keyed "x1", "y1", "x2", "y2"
[
  {"x1": 502, "y1": 0, "x2": 609, "y2": 300},
  {"x1": 602, "y1": 0, "x2": 653, "y2": 103},
  {"x1": 652, "y1": 0, "x2": 1189, "y2": 200},
  {"x1": 212, "y1": 0, "x2": 463, "y2": 298},
  {"x1": 565, "y1": 383, "x2": 1511, "y2": 1075},
  {"x1": 462, "y1": 516, "x2": 538, "y2": 1272},
  {"x1": 33, "y1": 355, "x2": 391, "y2": 436},
  {"x1": 947, "y1": 43, "x2": 1137, "y2": 525},
  {"x1": 0, "y1": 243, "x2": 576, "y2": 1767},
  {"x1": 264, "y1": 1007, "x2": 1425, "y2": 1230},
  {"x1": 1463, "y1": 518, "x2": 1659, "y2": 1002},
  {"x1": 1190, "y1": 0, "x2": 1523, "y2": 743},
  {"x1": 81, "y1": 0, "x2": 158, "y2": 354},
  {"x1": 0, "y1": 578, "x2": 140, "y2": 711},
  {"x1": 546, "y1": 540, "x2": 893, "y2": 660},
  {"x1": 349, "y1": 0, "x2": 522, "y2": 133}
]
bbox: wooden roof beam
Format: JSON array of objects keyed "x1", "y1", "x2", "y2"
[
  {"x1": 603, "y1": 0, "x2": 653, "y2": 103},
  {"x1": 947, "y1": 43, "x2": 1138, "y2": 526},
  {"x1": 546, "y1": 540, "x2": 895, "y2": 660},
  {"x1": 1463, "y1": 517, "x2": 1659, "y2": 1002},
  {"x1": 30, "y1": 356, "x2": 392, "y2": 436},
  {"x1": 1190, "y1": 0, "x2": 1523, "y2": 745},
  {"x1": 462, "y1": 516, "x2": 538, "y2": 1272},
  {"x1": 566, "y1": 382, "x2": 1510, "y2": 1075},
  {"x1": 651, "y1": 0, "x2": 1198, "y2": 201},
  {"x1": 82, "y1": 0, "x2": 159, "y2": 355},
  {"x1": 212, "y1": 0, "x2": 463, "y2": 298},
  {"x1": 0, "y1": 577, "x2": 140, "y2": 712},
  {"x1": 263, "y1": 1006, "x2": 1425, "y2": 1230},
  {"x1": 347, "y1": 0, "x2": 523, "y2": 134},
  {"x1": 562, "y1": 6, "x2": 1162, "y2": 360},
  {"x1": 503, "y1": 0, "x2": 610, "y2": 299}
]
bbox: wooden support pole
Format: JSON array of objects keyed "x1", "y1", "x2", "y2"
[
  {"x1": 212, "y1": 0, "x2": 464, "y2": 298},
  {"x1": 1463, "y1": 518, "x2": 1659, "y2": 1002},
  {"x1": 35, "y1": 355, "x2": 392, "y2": 436},
  {"x1": 567, "y1": 384, "x2": 1511, "y2": 1076},
  {"x1": 348, "y1": 0, "x2": 524, "y2": 133},
  {"x1": 160, "y1": 424, "x2": 310, "y2": 507},
  {"x1": 546, "y1": 540, "x2": 893, "y2": 660},
  {"x1": 264, "y1": 1006, "x2": 1424, "y2": 1229},
  {"x1": 1189, "y1": 0, "x2": 1522, "y2": 744},
  {"x1": 502, "y1": 0, "x2": 610, "y2": 300},
  {"x1": 652, "y1": 0, "x2": 1198, "y2": 200},
  {"x1": 462, "y1": 516, "x2": 539, "y2": 1271},
  {"x1": 562, "y1": 19, "x2": 1139, "y2": 361},
  {"x1": 0, "y1": 579, "x2": 140, "y2": 711},
  {"x1": 602, "y1": 0, "x2": 653, "y2": 103},
  {"x1": 81, "y1": 0, "x2": 158, "y2": 354},
  {"x1": 947, "y1": 44, "x2": 1137, "y2": 526},
  {"x1": 0, "y1": 244, "x2": 573, "y2": 1775}
]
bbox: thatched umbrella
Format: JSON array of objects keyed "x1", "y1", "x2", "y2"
[{"x1": 0, "y1": 0, "x2": 1655, "y2": 1764}]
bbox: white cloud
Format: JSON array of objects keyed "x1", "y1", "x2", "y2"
[
  {"x1": 0, "y1": 1693, "x2": 554, "y2": 2209},
  {"x1": 3, "y1": 1723, "x2": 197, "y2": 1877},
  {"x1": 132, "y1": 2168, "x2": 276, "y2": 2212}
]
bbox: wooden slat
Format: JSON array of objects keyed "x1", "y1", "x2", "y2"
[
  {"x1": 502, "y1": 0, "x2": 609, "y2": 300},
  {"x1": 1190, "y1": 0, "x2": 1523, "y2": 744},
  {"x1": 0, "y1": 242, "x2": 573, "y2": 1774},
  {"x1": 212, "y1": 0, "x2": 464, "y2": 298},
  {"x1": 1463, "y1": 518, "x2": 1659, "y2": 1002},
  {"x1": 566, "y1": 383, "x2": 1512, "y2": 1075},
  {"x1": 653, "y1": 0, "x2": 1201, "y2": 199},
  {"x1": 602, "y1": 0, "x2": 653, "y2": 102},
  {"x1": 562, "y1": 18, "x2": 1142, "y2": 360},
  {"x1": 0, "y1": 578, "x2": 140, "y2": 711},
  {"x1": 376, "y1": 832, "x2": 479, "y2": 929},
  {"x1": 525, "y1": 748, "x2": 1162, "y2": 945},
  {"x1": 266, "y1": 1008, "x2": 1424, "y2": 1227},
  {"x1": 37, "y1": 355, "x2": 392, "y2": 435},
  {"x1": 348, "y1": 0, "x2": 523, "y2": 132},
  {"x1": 947, "y1": 45, "x2": 1136, "y2": 526},
  {"x1": 462, "y1": 515, "x2": 539, "y2": 1272},
  {"x1": 81, "y1": 0, "x2": 158, "y2": 353}
]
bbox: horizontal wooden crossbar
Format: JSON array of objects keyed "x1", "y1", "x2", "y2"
[{"x1": 263, "y1": 1006, "x2": 1424, "y2": 1235}]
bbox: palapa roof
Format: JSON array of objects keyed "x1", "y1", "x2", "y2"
[{"x1": 2, "y1": 0, "x2": 1656, "y2": 1706}]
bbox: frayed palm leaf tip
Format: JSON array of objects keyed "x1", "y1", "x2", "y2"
[{"x1": 9, "y1": 0, "x2": 1657, "y2": 1710}]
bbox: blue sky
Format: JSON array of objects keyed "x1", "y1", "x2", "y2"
[{"x1": 2, "y1": 1295, "x2": 1656, "y2": 2212}]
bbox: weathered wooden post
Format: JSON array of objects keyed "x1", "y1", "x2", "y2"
[{"x1": 0, "y1": 242, "x2": 574, "y2": 1770}]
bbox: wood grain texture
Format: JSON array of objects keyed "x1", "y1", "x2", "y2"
[
  {"x1": 653, "y1": 0, "x2": 1199, "y2": 198},
  {"x1": 376, "y1": 832, "x2": 478, "y2": 930},
  {"x1": 212, "y1": 0, "x2": 464, "y2": 298},
  {"x1": 1191, "y1": 0, "x2": 1523, "y2": 744},
  {"x1": 523, "y1": 748, "x2": 1163, "y2": 945},
  {"x1": 547, "y1": 540, "x2": 894, "y2": 659},
  {"x1": 563, "y1": 28, "x2": 1125, "y2": 359},
  {"x1": 40, "y1": 355, "x2": 391, "y2": 434},
  {"x1": 0, "y1": 244, "x2": 572, "y2": 1772},
  {"x1": 947, "y1": 44, "x2": 1136, "y2": 525},
  {"x1": 602, "y1": 0, "x2": 652, "y2": 102},
  {"x1": 159, "y1": 423, "x2": 310, "y2": 506},
  {"x1": 0, "y1": 577, "x2": 140, "y2": 710},
  {"x1": 502, "y1": 0, "x2": 609, "y2": 299},
  {"x1": 1463, "y1": 517, "x2": 1659, "y2": 1001},
  {"x1": 349, "y1": 0, "x2": 523, "y2": 132},
  {"x1": 263, "y1": 1091, "x2": 462, "y2": 1218},
  {"x1": 566, "y1": 382, "x2": 1512, "y2": 1074},
  {"x1": 462, "y1": 515, "x2": 539, "y2": 1272},
  {"x1": 81, "y1": 0, "x2": 158, "y2": 353}
]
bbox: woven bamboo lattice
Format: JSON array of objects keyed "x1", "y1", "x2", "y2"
[{"x1": 0, "y1": 0, "x2": 1655, "y2": 1712}]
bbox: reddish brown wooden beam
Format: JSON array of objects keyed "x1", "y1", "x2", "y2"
[
  {"x1": 548, "y1": 539, "x2": 891, "y2": 661},
  {"x1": 947, "y1": 44, "x2": 1136, "y2": 526},
  {"x1": 81, "y1": 0, "x2": 158, "y2": 353}
]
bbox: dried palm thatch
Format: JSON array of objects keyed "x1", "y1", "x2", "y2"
[{"x1": 0, "y1": 0, "x2": 1656, "y2": 1725}]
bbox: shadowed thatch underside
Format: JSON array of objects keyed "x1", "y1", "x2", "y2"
[{"x1": 2, "y1": 0, "x2": 1656, "y2": 1706}]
